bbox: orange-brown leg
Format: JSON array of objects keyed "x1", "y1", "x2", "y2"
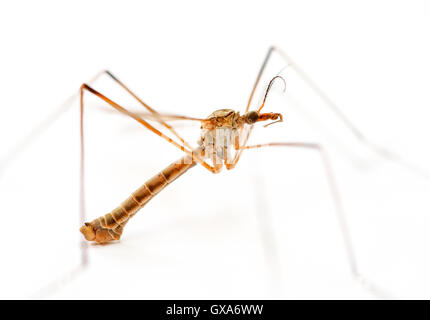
[
  {"x1": 79, "y1": 84, "x2": 222, "y2": 257},
  {"x1": 0, "y1": 71, "x2": 106, "y2": 178},
  {"x1": 245, "y1": 47, "x2": 277, "y2": 113},
  {"x1": 255, "y1": 47, "x2": 430, "y2": 180},
  {"x1": 239, "y1": 142, "x2": 359, "y2": 278},
  {"x1": 250, "y1": 46, "x2": 372, "y2": 142},
  {"x1": 102, "y1": 70, "x2": 194, "y2": 150},
  {"x1": 80, "y1": 84, "x2": 220, "y2": 170},
  {"x1": 230, "y1": 47, "x2": 280, "y2": 168}
]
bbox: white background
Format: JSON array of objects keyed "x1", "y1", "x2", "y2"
[{"x1": 0, "y1": 0, "x2": 430, "y2": 299}]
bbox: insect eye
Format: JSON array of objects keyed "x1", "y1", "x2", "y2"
[{"x1": 245, "y1": 111, "x2": 259, "y2": 124}]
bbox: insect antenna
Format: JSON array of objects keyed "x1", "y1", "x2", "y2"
[{"x1": 257, "y1": 75, "x2": 286, "y2": 113}]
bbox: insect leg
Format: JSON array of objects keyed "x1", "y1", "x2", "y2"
[
  {"x1": 0, "y1": 71, "x2": 105, "y2": 177},
  {"x1": 79, "y1": 84, "x2": 222, "y2": 250},
  {"x1": 239, "y1": 141, "x2": 393, "y2": 297},
  {"x1": 79, "y1": 84, "x2": 221, "y2": 195},
  {"x1": 229, "y1": 47, "x2": 280, "y2": 168},
  {"x1": 272, "y1": 46, "x2": 430, "y2": 179},
  {"x1": 239, "y1": 46, "x2": 430, "y2": 179},
  {"x1": 241, "y1": 142, "x2": 357, "y2": 275},
  {"x1": 102, "y1": 70, "x2": 194, "y2": 150}
]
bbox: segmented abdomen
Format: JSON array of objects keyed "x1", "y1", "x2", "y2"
[{"x1": 80, "y1": 150, "x2": 199, "y2": 243}]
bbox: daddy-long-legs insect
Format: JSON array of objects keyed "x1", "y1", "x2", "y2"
[
  {"x1": 79, "y1": 77, "x2": 286, "y2": 243},
  {"x1": 79, "y1": 48, "x2": 426, "y2": 253},
  {"x1": 2, "y1": 46, "x2": 429, "y2": 298},
  {"x1": 75, "y1": 47, "x2": 381, "y2": 294}
]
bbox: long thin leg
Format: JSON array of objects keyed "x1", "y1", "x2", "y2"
[
  {"x1": 228, "y1": 70, "x2": 286, "y2": 170},
  {"x1": 240, "y1": 142, "x2": 358, "y2": 276},
  {"x1": 0, "y1": 68, "x2": 201, "y2": 178},
  {"x1": 78, "y1": 84, "x2": 220, "y2": 272},
  {"x1": 34, "y1": 81, "x2": 219, "y2": 298},
  {"x1": 26, "y1": 72, "x2": 109, "y2": 298},
  {"x1": 103, "y1": 70, "x2": 193, "y2": 150},
  {"x1": 240, "y1": 141, "x2": 395, "y2": 298},
  {"x1": 80, "y1": 84, "x2": 220, "y2": 173},
  {"x1": 231, "y1": 47, "x2": 283, "y2": 168},
  {"x1": 248, "y1": 46, "x2": 430, "y2": 179},
  {"x1": 0, "y1": 71, "x2": 105, "y2": 178},
  {"x1": 245, "y1": 47, "x2": 277, "y2": 113}
]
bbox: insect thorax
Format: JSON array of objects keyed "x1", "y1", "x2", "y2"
[{"x1": 198, "y1": 109, "x2": 242, "y2": 166}]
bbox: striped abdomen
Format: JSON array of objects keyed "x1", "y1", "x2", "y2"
[{"x1": 80, "y1": 150, "x2": 199, "y2": 243}]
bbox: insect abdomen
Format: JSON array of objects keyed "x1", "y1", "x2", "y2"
[{"x1": 80, "y1": 151, "x2": 198, "y2": 243}]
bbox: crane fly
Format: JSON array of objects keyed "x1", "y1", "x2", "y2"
[
  {"x1": 79, "y1": 79, "x2": 285, "y2": 244},
  {"x1": 75, "y1": 47, "x2": 374, "y2": 286},
  {"x1": 7, "y1": 46, "x2": 426, "y2": 298}
]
